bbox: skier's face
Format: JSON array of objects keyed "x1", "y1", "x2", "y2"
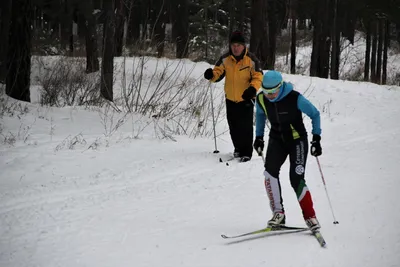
[
  {"x1": 264, "y1": 89, "x2": 280, "y2": 100},
  {"x1": 230, "y1": 43, "x2": 245, "y2": 57},
  {"x1": 262, "y1": 81, "x2": 282, "y2": 100}
]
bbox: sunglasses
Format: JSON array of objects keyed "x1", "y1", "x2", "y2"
[{"x1": 262, "y1": 81, "x2": 282, "y2": 94}]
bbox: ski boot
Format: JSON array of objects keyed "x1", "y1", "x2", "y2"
[
  {"x1": 268, "y1": 212, "x2": 286, "y2": 227},
  {"x1": 305, "y1": 217, "x2": 321, "y2": 232}
]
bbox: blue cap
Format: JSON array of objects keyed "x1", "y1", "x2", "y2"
[{"x1": 262, "y1": 70, "x2": 283, "y2": 89}]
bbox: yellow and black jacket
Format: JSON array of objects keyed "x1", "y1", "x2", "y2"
[{"x1": 210, "y1": 48, "x2": 263, "y2": 102}]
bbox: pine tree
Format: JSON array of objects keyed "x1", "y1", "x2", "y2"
[
  {"x1": 6, "y1": 0, "x2": 32, "y2": 102},
  {"x1": 101, "y1": 0, "x2": 115, "y2": 101},
  {"x1": 173, "y1": 0, "x2": 189, "y2": 58},
  {"x1": 0, "y1": 0, "x2": 12, "y2": 82}
]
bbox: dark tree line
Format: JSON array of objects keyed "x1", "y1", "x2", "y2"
[{"x1": 1, "y1": 0, "x2": 399, "y2": 103}]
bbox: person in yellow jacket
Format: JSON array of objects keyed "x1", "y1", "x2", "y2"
[{"x1": 204, "y1": 31, "x2": 263, "y2": 162}]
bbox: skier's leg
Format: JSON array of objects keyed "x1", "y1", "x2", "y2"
[
  {"x1": 226, "y1": 99, "x2": 241, "y2": 155},
  {"x1": 288, "y1": 138, "x2": 319, "y2": 230},
  {"x1": 236, "y1": 100, "x2": 254, "y2": 160},
  {"x1": 264, "y1": 138, "x2": 288, "y2": 219}
]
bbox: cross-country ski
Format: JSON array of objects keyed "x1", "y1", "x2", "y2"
[{"x1": 221, "y1": 225, "x2": 309, "y2": 239}]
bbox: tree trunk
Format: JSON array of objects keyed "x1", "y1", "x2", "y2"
[
  {"x1": 310, "y1": 0, "x2": 331, "y2": 78},
  {"x1": 382, "y1": 20, "x2": 389, "y2": 85},
  {"x1": 364, "y1": 20, "x2": 371, "y2": 81},
  {"x1": 204, "y1": 1, "x2": 208, "y2": 59},
  {"x1": 141, "y1": 1, "x2": 150, "y2": 42},
  {"x1": 266, "y1": 0, "x2": 278, "y2": 69},
  {"x1": 290, "y1": 15, "x2": 296, "y2": 74},
  {"x1": 0, "y1": 0, "x2": 12, "y2": 82},
  {"x1": 250, "y1": 0, "x2": 269, "y2": 69},
  {"x1": 127, "y1": 0, "x2": 141, "y2": 44},
  {"x1": 69, "y1": 30, "x2": 74, "y2": 55},
  {"x1": 114, "y1": 0, "x2": 125, "y2": 56},
  {"x1": 77, "y1": 0, "x2": 99, "y2": 73},
  {"x1": 153, "y1": 0, "x2": 166, "y2": 57},
  {"x1": 310, "y1": 28, "x2": 318, "y2": 76},
  {"x1": 93, "y1": 0, "x2": 102, "y2": 9},
  {"x1": 330, "y1": 0, "x2": 339, "y2": 79},
  {"x1": 6, "y1": 0, "x2": 32, "y2": 102},
  {"x1": 60, "y1": 0, "x2": 73, "y2": 54},
  {"x1": 298, "y1": 19, "x2": 305, "y2": 30},
  {"x1": 229, "y1": 0, "x2": 235, "y2": 33},
  {"x1": 371, "y1": 20, "x2": 377, "y2": 83},
  {"x1": 341, "y1": 0, "x2": 355, "y2": 45},
  {"x1": 376, "y1": 19, "x2": 384, "y2": 84},
  {"x1": 319, "y1": 0, "x2": 331, "y2": 78},
  {"x1": 85, "y1": 20, "x2": 99, "y2": 73},
  {"x1": 238, "y1": 0, "x2": 246, "y2": 32},
  {"x1": 77, "y1": 11, "x2": 87, "y2": 43},
  {"x1": 310, "y1": 0, "x2": 321, "y2": 77},
  {"x1": 100, "y1": 0, "x2": 115, "y2": 101},
  {"x1": 174, "y1": 0, "x2": 189, "y2": 58}
]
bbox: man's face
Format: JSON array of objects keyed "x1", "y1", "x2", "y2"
[{"x1": 230, "y1": 43, "x2": 245, "y2": 57}]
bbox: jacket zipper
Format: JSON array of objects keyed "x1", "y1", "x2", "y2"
[
  {"x1": 232, "y1": 56, "x2": 237, "y2": 102},
  {"x1": 274, "y1": 102, "x2": 285, "y2": 142}
]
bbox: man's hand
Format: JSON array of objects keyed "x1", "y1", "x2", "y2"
[
  {"x1": 204, "y1": 68, "x2": 214, "y2": 80},
  {"x1": 242, "y1": 86, "x2": 257, "y2": 100}
]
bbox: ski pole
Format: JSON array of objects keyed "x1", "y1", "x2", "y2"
[
  {"x1": 316, "y1": 157, "x2": 339, "y2": 224},
  {"x1": 209, "y1": 82, "x2": 219, "y2": 153}
]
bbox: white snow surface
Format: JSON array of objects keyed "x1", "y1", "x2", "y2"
[{"x1": 1, "y1": 56, "x2": 400, "y2": 267}]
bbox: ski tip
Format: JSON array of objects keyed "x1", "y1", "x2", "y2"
[
  {"x1": 312, "y1": 231, "x2": 327, "y2": 247},
  {"x1": 221, "y1": 234, "x2": 229, "y2": 239},
  {"x1": 319, "y1": 240, "x2": 327, "y2": 247}
]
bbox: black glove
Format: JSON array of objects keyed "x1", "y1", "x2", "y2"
[
  {"x1": 310, "y1": 134, "x2": 322, "y2": 157},
  {"x1": 242, "y1": 86, "x2": 257, "y2": 101},
  {"x1": 204, "y1": 68, "x2": 214, "y2": 80},
  {"x1": 253, "y1": 136, "x2": 264, "y2": 155}
]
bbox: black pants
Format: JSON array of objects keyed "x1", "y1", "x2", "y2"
[
  {"x1": 264, "y1": 137, "x2": 308, "y2": 189},
  {"x1": 263, "y1": 137, "x2": 316, "y2": 219},
  {"x1": 226, "y1": 99, "x2": 253, "y2": 158}
]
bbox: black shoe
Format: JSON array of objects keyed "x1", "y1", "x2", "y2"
[{"x1": 240, "y1": 156, "x2": 251, "y2": 162}]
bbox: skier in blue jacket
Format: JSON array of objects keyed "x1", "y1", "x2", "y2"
[{"x1": 253, "y1": 70, "x2": 322, "y2": 231}]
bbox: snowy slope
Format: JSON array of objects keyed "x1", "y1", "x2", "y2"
[{"x1": 1, "y1": 59, "x2": 400, "y2": 267}]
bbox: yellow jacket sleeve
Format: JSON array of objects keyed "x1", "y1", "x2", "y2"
[
  {"x1": 249, "y1": 54, "x2": 263, "y2": 89},
  {"x1": 211, "y1": 55, "x2": 226, "y2": 82}
]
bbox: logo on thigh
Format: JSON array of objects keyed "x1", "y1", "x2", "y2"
[{"x1": 295, "y1": 165, "x2": 304, "y2": 175}]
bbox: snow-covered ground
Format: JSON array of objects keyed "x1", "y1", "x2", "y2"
[{"x1": 1, "y1": 53, "x2": 400, "y2": 267}]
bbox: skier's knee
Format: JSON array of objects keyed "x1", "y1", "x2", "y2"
[
  {"x1": 264, "y1": 162, "x2": 280, "y2": 178},
  {"x1": 264, "y1": 169, "x2": 279, "y2": 180}
]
